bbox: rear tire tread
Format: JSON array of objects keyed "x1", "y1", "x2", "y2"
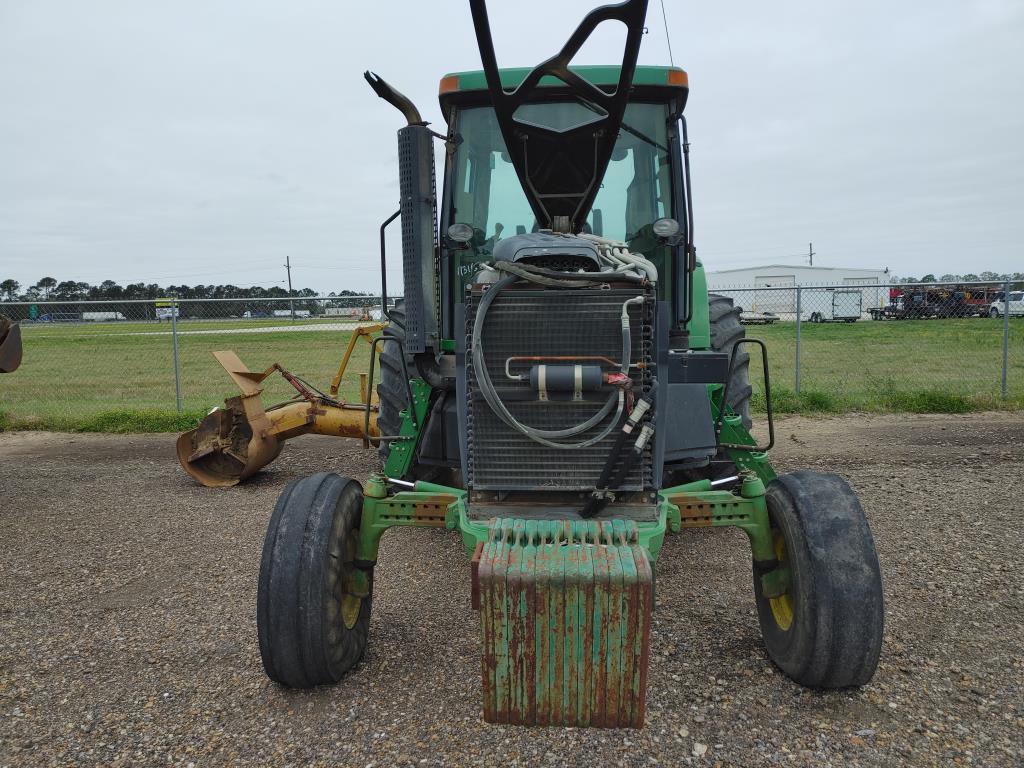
[
  {"x1": 709, "y1": 294, "x2": 752, "y2": 428},
  {"x1": 377, "y1": 303, "x2": 410, "y2": 459}
]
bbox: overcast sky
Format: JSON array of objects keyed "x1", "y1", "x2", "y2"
[{"x1": 1, "y1": 0, "x2": 1021, "y2": 294}]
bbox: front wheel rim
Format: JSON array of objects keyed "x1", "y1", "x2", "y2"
[
  {"x1": 328, "y1": 516, "x2": 364, "y2": 631},
  {"x1": 767, "y1": 528, "x2": 794, "y2": 631},
  {"x1": 338, "y1": 531, "x2": 363, "y2": 630}
]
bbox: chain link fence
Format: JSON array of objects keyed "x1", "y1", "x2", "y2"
[
  {"x1": 0, "y1": 296, "x2": 396, "y2": 425},
  {"x1": 1, "y1": 281, "x2": 1021, "y2": 426},
  {"x1": 711, "y1": 280, "x2": 1022, "y2": 410}
]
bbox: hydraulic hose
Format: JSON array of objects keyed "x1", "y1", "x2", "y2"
[
  {"x1": 472, "y1": 274, "x2": 626, "y2": 449},
  {"x1": 580, "y1": 380, "x2": 657, "y2": 518},
  {"x1": 578, "y1": 233, "x2": 659, "y2": 282}
]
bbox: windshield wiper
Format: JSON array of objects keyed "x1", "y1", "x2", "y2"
[{"x1": 576, "y1": 96, "x2": 668, "y2": 153}]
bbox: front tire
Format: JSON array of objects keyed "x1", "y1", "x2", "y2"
[
  {"x1": 258, "y1": 472, "x2": 373, "y2": 688},
  {"x1": 990, "y1": 307, "x2": 1000, "y2": 318},
  {"x1": 753, "y1": 471, "x2": 884, "y2": 688}
]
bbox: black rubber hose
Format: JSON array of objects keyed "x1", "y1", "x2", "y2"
[
  {"x1": 606, "y1": 432, "x2": 647, "y2": 491},
  {"x1": 580, "y1": 381, "x2": 657, "y2": 519},
  {"x1": 579, "y1": 423, "x2": 630, "y2": 518}
]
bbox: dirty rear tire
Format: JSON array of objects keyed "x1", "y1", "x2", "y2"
[
  {"x1": 753, "y1": 471, "x2": 884, "y2": 688},
  {"x1": 257, "y1": 472, "x2": 373, "y2": 688},
  {"x1": 709, "y1": 294, "x2": 752, "y2": 428},
  {"x1": 377, "y1": 302, "x2": 409, "y2": 462}
]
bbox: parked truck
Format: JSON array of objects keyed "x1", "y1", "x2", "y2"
[
  {"x1": 989, "y1": 290, "x2": 1024, "y2": 318},
  {"x1": 870, "y1": 285, "x2": 1004, "y2": 320}
]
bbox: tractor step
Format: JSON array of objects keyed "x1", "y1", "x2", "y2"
[{"x1": 473, "y1": 518, "x2": 652, "y2": 728}]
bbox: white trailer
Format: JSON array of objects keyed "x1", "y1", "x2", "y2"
[
  {"x1": 82, "y1": 311, "x2": 126, "y2": 321},
  {"x1": 272, "y1": 309, "x2": 311, "y2": 318},
  {"x1": 800, "y1": 288, "x2": 863, "y2": 323},
  {"x1": 324, "y1": 306, "x2": 383, "y2": 320}
]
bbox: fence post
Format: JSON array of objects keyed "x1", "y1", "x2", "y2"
[
  {"x1": 795, "y1": 285, "x2": 802, "y2": 395},
  {"x1": 172, "y1": 299, "x2": 183, "y2": 412},
  {"x1": 1003, "y1": 279, "x2": 1011, "y2": 400}
]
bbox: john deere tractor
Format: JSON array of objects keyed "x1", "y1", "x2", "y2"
[{"x1": 255, "y1": 0, "x2": 883, "y2": 727}]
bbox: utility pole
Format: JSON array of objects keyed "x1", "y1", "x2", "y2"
[
  {"x1": 284, "y1": 255, "x2": 294, "y2": 319},
  {"x1": 808, "y1": 242, "x2": 814, "y2": 267}
]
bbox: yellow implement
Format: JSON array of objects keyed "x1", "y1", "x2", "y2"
[{"x1": 177, "y1": 325, "x2": 383, "y2": 487}]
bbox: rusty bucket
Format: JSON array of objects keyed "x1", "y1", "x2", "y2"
[
  {"x1": 176, "y1": 397, "x2": 284, "y2": 487},
  {"x1": 176, "y1": 350, "x2": 379, "y2": 487}
]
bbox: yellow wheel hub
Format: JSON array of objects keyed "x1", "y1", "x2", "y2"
[
  {"x1": 768, "y1": 529, "x2": 794, "y2": 631},
  {"x1": 339, "y1": 531, "x2": 363, "y2": 630}
]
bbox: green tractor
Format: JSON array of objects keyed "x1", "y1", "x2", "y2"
[{"x1": 256, "y1": 0, "x2": 884, "y2": 727}]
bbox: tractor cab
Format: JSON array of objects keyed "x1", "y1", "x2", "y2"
[{"x1": 437, "y1": 66, "x2": 689, "y2": 307}]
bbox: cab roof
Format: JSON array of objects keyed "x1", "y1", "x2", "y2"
[{"x1": 438, "y1": 64, "x2": 688, "y2": 116}]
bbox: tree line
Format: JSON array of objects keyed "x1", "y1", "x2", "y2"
[
  {"x1": 0, "y1": 277, "x2": 379, "y2": 321},
  {"x1": 892, "y1": 271, "x2": 1024, "y2": 286}
]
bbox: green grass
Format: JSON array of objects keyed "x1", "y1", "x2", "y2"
[
  {"x1": 745, "y1": 317, "x2": 1023, "y2": 413},
  {"x1": 0, "y1": 324, "x2": 375, "y2": 431},
  {"x1": 0, "y1": 408, "x2": 208, "y2": 432},
  {"x1": 0, "y1": 317, "x2": 1020, "y2": 432}
]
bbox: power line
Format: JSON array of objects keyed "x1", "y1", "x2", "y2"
[
  {"x1": 704, "y1": 252, "x2": 817, "y2": 265},
  {"x1": 699, "y1": 243, "x2": 822, "y2": 258},
  {"x1": 116, "y1": 266, "x2": 284, "y2": 283},
  {"x1": 658, "y1": 0, "x2": 675, "y2": 67}
]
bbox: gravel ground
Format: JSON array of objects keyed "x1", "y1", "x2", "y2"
[{"x1": 1, "y1": 413, "x2": 1022, "y2": 767}]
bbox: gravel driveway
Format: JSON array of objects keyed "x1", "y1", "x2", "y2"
[{"x1": 1, "y1": 414, "x2": 1022, "y2": 766}]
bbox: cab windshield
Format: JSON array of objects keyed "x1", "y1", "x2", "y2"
[{"x1": 448, "y1": 101, "x2": 674, "y2": 254}]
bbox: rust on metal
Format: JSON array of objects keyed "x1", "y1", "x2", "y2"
[
  {"x1": 664, "y1": 491, "x2": 753, "y2": 528},
  {"x1": 470, "y1": 541, "x2": 484, "y2": 610},
  {"x1": 477, "y1": 518, "x2": 652, "y2": 728},
  {"x1": 177, "y1": 350, "x2": 381, "y2": 487},
  {"x1": 372, "y1": 493, "x2": 453, "y2": 527},
  {"x1": 329, "y1": 322, "x2": 385, "y2": 398}
]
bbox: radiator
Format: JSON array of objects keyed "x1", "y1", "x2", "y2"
[{"x1": 465, "y1": 284, "x2": 653, "y2": 492}]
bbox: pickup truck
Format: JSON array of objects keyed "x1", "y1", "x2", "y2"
[{"x1": 989, "y1": 291, "x2": 1024, "y2": 318}]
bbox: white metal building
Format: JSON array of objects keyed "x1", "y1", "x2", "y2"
[{"x1": 706, "y1": 264, "x2": 891, "y2": 319}]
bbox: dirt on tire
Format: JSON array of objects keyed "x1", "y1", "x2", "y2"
[{"x1": 1, "y1": 413, "x2": 1022, "y2": 766}]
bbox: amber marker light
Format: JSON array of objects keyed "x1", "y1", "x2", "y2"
[{"x1": 667, "y1": 69, "x2": 689, "y2": 87}]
